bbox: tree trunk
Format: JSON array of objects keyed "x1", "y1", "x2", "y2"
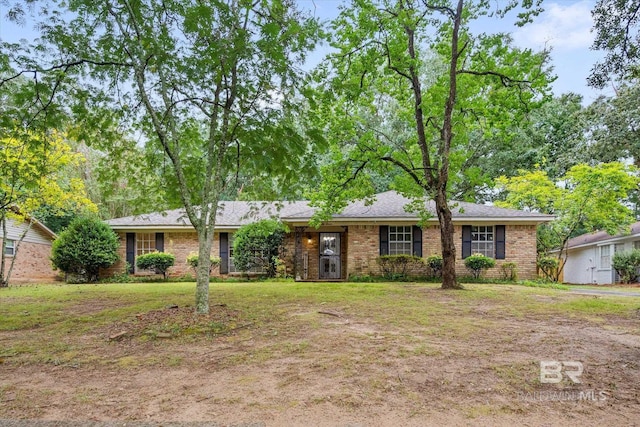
[
  {"x1": 195, "y1": 230, "x2": 213, "y2": 314},
  {"x1": 435, "y1": 189, "x2": 463, "y2": 290}
]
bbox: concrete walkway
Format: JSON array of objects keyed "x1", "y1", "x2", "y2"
[{"x1": 570, "y1": 288, "x2": 640, "y2": 297}]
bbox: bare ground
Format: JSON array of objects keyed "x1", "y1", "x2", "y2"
[{"x1": 1, "y1": 285, "x2": 639, "y2": 426}]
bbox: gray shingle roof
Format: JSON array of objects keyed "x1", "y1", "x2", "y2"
[
  {"x1": 282, "y1": 191, "x2": 553, "y2": 220},
  {"x1": 567, "y1": 221, "x2": 640, "y2": 249},
  {"x1": 105, "y1": 191, "x2": 553, "y2": 229}
]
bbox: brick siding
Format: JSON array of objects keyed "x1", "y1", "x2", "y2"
[
  {"x1": 1, "y1": 239, "x2": 58, "y2": 283},
  {"x1": 103, "y1": 223, "x2": 539, "y2": 281}
]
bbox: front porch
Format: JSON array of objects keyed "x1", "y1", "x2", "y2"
[{"x1": 292, "y1": 226, "x2": 348, "y2": 281}]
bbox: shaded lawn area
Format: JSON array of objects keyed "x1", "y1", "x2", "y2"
[{"x1": 1, "y1": 281, "x2": 639, "y2": 426}]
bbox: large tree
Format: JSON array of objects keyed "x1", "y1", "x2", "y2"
[
  {"x1": 8, "y1": 0, "x2": 322, "y2": 313},
  {"x1": 589, "y1": 0, "x2": 640, "y2": 87},
  {"x1": 308, "y1": 0, "x2": 551, "y2": 289}
]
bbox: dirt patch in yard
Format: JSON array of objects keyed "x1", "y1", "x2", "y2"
[{"x1": 1, "y1": 284, "x2": 639, "y2": 426}]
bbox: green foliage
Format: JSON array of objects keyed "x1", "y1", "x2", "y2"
[
  {"x1": 612, "y1": 249, "x2": 640, "y2": 284},
  {"x1": 500, "y1": 262, "x2": 518, "y2": 281},
  {"x1": 51, "y1": 217, "x2": 119, "y2": 283},
  {"x1": 537, "y1": 257, "x2": 559, "y2": 283},
  {"x1": 186, "y1": 252, "x2": 221, "y2": 275},
  {"x1": 376, "y1": 255, "x2": 423, "y2": 280},
  {"x1": 585, "y1": 83, "x2": 640, "y2": 171},
  {"x1": 273, "y1": 257, "x2": 288, "y2": 279},
  {"x1": 464, "y1": 254, "x2": 496, "y2": 280},
  {"x1": 233, "y1": 220, "x2": 286, "y2": 277},
  {"x1": 589, "y1": 0, "x2": 640, "y2": 87},
  {"x1": 425, "y1": 255, "x2": 444, "y2": 278},
  {"x1": 348, "y1": 274, "x2": 376, "y2": 283},
  {"x1": 136, "y1": 252, "x2": 176, "y2": 280},
  {"x1": 496, "y1": 162, "x2": 640, "y2": 281}
]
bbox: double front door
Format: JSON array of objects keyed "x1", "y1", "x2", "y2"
[{"x1": 319, "y1": 232, "x2": 341, "y2": 279}]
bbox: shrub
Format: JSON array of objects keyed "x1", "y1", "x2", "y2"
[
  {"x1": 464, "y1": 253, "x2": 496, "y2": 280},
  {"x1": 612, "y1": 249, "x2": 640, "y2": 284},
  {"x1": 425, "y1": 254, "x2": 443, "y2": 278},
  {"x1": 233, "y1": 219, "x2": 286, "y2": 277},
  {"x1": 186, "y1": 252, "x2": 221, "y2": 275},
  {"x1": 273, "y1": 257, "x2": 287, "y2": 278},
  {"x1": 376, "y1": 254, "x2": 423, "y2": 280},
  {"x1": 51, "y1": 216, "x2": 120, "y2": 283},
  {"x1": 500, "y1": 262, "x2": 518, "y2": 281},
  {"x1": 537, "y1": 256, "x2": 559, "y2": 282},
  {"x1": 136, "y1": 252, "x2": 176, "y2": 280}
]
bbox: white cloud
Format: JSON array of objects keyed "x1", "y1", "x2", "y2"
[{"x1": 513, "y1": 1, "x2": 594, "y2": 51}]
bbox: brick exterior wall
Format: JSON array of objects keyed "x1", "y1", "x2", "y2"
[
  {"x1": 102, "y1": 231, "x2": 215, "y2": 279},
  {"x1": 103, "y1": 223, "x2": 539, "y2": 281},
  {"x1": 1, "y1": 239, "x2": 58, "y2": 283},
  {"x1": 345, "y1": 223, "x2": 539, "y2": 280}
]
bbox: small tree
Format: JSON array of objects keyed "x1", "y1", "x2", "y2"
[
  {"x1": 136, "y1": 252, "x2": 176, "y2": 280},
  {"x1": 500, "y1": 262, "x2": 518, "y2": 281},
  {"x1": 233, "y1": 220, "x2": 286, "y2": 277},
  {"x1": 612, "y1": 250, "x2": 640, "y2": 284},
  {"x1": 464, "y1": 254, "x2": 496, "y2": 280},
  {"x1": 537, "y1": 256, "x2": 559, "y2": 282},
  {"x1": 51, "y1": 217, "x2": 119, "y2": 282}
]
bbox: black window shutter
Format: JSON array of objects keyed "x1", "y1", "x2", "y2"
[
  {"x1": 155, "y1": 233, "x2": 164, "y2": 252},
  {"x1": 219, "y1": 232, "x2": 229, "y2": 274},
  {"x1": 126, "y1": 233, "x2": 135, "y2": 274},
  {"x1": 379, "y1": 226, "x2": 389, "y2": 255},
  {"x1": 412, "y1": 225, "x2": 423, "y2": 257},
  {"x1": 462, "y1": 225, "x2": 472, "y2": 259},
  {"x1": 495, "y1": 225, "x2": 506, "y2": 260}
]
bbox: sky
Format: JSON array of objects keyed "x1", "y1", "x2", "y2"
[{"x1": 0, "y1": 0, "x2": 610, "y2": 104}]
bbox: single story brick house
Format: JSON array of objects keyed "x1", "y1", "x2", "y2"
[
  {"x1": 104, "y1": 191, "x2": 553, "y2": 280},
  {"x1": 1, "y1": 216, "x2": 58, "y2": 283},
  {"x1": 562, "y1": 221, "x2": 640, "y2": 285}
]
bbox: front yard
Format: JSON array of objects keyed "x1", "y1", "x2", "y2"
[{"x1": 1, "y1": 281, "x2": 639, "y2": 426}]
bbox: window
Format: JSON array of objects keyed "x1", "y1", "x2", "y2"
[
  {"x1": 4, "y1": 240, "x2": 15, "y2": 256},
  {"x1": 228, "y1": 234, "x2": 265, "y2": 274},
  {"x1": 136, "y1": 233, "x2": 156, "y2": 256},
  {"x1": 388, "y1": 226, "x2": 413, "y2": 255},
  {"x1": 471, "y1": 226, "x2": 494, "y2": 258},
  {"x1": 634, "y1": 241, "x2": 640, "y2": 250},
  {"x1": 600, "y1": 246, "x2": 611, "y2": 269}
]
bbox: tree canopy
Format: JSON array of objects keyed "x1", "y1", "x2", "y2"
[{"x1": 590, "y1": 0, "x2": 640, "y2": 87}]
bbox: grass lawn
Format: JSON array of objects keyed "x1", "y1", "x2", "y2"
[{"x1": 1, "y1": 281, "x2": 639, "y2": 426}]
